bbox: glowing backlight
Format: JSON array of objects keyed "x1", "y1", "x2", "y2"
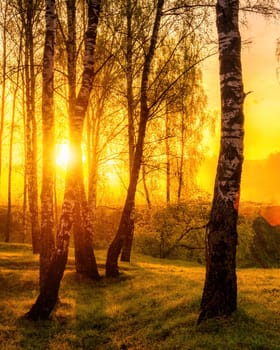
[{"x1": 56, "y1": 143, "x2": 70, "y2": 168}]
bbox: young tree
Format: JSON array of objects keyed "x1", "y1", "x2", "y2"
[
  {"x1": 165, "y1": 107, "x2": 171, "y2": 205},
  {"x1": 198, "y1": 0, "x2": 245, "y2": 323},
  {"x1": 17, "y1": 0, "x2": 42, "y2": 253},
  {"x1": 54, "y1": 0, "x2": 104, "y2": 275},
  {"x1": 5, "y1": 32, "x2": 23, "y2": 243},
  {"x1": 106, "y1": 0, "x2": 165, "y2": 277},
  {"x1": 120, "y1": 0, "x2": 136, "y2": 261},
  {"x1": 0, "y1": 0, "x2": 8, "y2": 201},
  {"x1": 65, "y1": 0, "x2": 101, "y2": 277},
  {"x1": 40, "y1": 0, "x2": 56, "y2": 289},
  {"x1": 87, "y1": 46, "x2": 121, "y2": 218},
  {"x1": 25, "y1": 0, "x2": 102, "y2": 320}
]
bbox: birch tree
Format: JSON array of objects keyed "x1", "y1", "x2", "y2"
[
  {"x1": 106, "y1": 0, "x2": 165, "y2": 278},
  {"x1": 119, "y1": 0, "x2": 139, "y2": 262},
  {"x1": 5, "y1": 29, "x2": 23, "y2": 243},
  {"x1": 17, "y1": 0, "x2": 42, "y2": 253},
  {"x1": 198, "y1": 0, "x2": 245, "y2": 323},
  {"x1": 40, "y1": 0, "x2": 56, "y2": 289},
  {"x1": 25, "y1": 0, "x2": 101, "y2": 320},
  {"x1": 66, "y1": 0, "x2": 101, "y2": 276},
  {"x1": 0, "y1": 1, "x2": 8, "y2": 199}
]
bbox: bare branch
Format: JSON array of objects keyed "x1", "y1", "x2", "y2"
[
  {"x1": 240, "y1": 4, "x2": 280, "y2": 16},
  {"x1": 148, "y1": 50, "x2": 217, "y2": 118},
  {"x1": 164, "y1": 224, "x2": 206, "y2": 257}
]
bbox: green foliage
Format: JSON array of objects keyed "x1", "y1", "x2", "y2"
[
  {"x1": 134, "y1": 203, "x2": 208, "y2": 263},
  {"x1": 91, "y1": 202, "x2": 280, "y2": 269},
  {"x1": 251, "y1": 217, "x2": 280, "y2": 267},
  {"x1": 2, "y1": 202, "x2": 280, "y2": 268},
  {"x1": 0, "y1": 244, "x2": 280, "y2": 349},
  {"x1": 93, "y1": 207, "x2": 122, "y2": 249},
  {"x1": 0, "y1": 207, "x2": 26, "y2": 243},
  {"x1": 134, "y1": 203, "x2": 280, "y2": 268},
  {"x1": 0, "y1": 201, "x2": 280, "y2": 267}
]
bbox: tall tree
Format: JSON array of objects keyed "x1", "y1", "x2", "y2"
[
  {"x1": 198, "y1": 0, "x2": 245, "y2": 323},
  {"x1": 120, "y1": 0, "x2": 136, "y2": 262},
  {"x1": 5, "y1": 29, "x2": 23, "y2": 243},
  {"x1": 85, "y1": 0, "x2": 124, "y2": 215},
  {"x1": 106, "y1": 0, "x2": 165, "y2": 277},
  {"x1": 0, "y1": 0, "x2": 8, "y2": 200},
  {"x1": 125, "y1": 0, "x2": 135, "y2": 179},
  {"x1": 25, "y1": 0, "x2": 101, "y2": 320},
  {"x1": 99, "y1": 0, "x2": 163, "y2": 262},
  {"x1": 55, "y1": 0, "x2": 103, "y2": 275},
  {"x1": 40, "y1": 0, "x2": 56, "y2": 289},
  {"x1": 165, "y1": 106, "x2": 171, "y2": 205},
  {"x1": 5, "y1": 88, "x2": 16, "y2": 243},
  {"x1": 66, "y1": 0, "x2": 101, "y2": 277},
  {"x1": 17, "y1": 0, "x2": 42, "y2": 253}
]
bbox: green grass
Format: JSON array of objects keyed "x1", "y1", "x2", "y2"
[{"x1": 0, "y1": 243, "x2": 280, "y2": 349}]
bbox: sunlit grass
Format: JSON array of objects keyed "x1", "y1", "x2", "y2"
[{"x1": 0, "y1": 243, "x2": 279, "y2": 349}]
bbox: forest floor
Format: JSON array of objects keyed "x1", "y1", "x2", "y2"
[{"x1": 0, "y1": 243, "x2": 280, "y2": 350}]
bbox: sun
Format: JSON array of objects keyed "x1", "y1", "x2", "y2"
[{"x1": 56, "y1": 143, "x2": 70, "y2": 168}]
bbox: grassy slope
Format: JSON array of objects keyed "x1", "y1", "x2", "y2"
[{"x1": 0, "y1": 243, "x2": 279, "y2": 350}]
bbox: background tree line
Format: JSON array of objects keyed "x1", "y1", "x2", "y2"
[{"x1": 0, "y1": 0, "x2": 212, "y2": 245}]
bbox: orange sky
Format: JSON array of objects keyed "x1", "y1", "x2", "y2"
[{"x1": 203, "y1": 13, "x2": 280, "y2": 160}]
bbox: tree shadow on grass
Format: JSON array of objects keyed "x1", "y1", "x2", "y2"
[
  {"x1": 0, "y1": 245, "x2": 135, "y2": 349},
  {"x1": 17, "y1": 269, "x2": 128, "y2": 350},
  {"x1": 196, "y1": 307, "x2": 280, "y2": 350}
]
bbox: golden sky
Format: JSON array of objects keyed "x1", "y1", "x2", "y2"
[{"x1": 204, "y1": 13, "x2": 280, "y2": 160}]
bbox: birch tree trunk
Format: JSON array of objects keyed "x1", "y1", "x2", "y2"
[
  {"x1": 165, "y1": 109, "x2": 171, "y2": 205},
  {"x1": 25, "y1": 0, "x2": 101, "y2": 320},
  {"x1": 28, "y1": 0, "x2": 40, "y2": 254},
  {"x1": 5, "y1": 38, "x2": 21, "y2": 242},
  {"x1": 69, "y1": 0, "x2": 100, "y2": 277},
  {"x1": 177, "y1": 115, "x2": 185, "y2": 203},
  {"x1": 120, "y1": 0, "x2": 136, "y2": 262},
  {"x1": 126, "y1": 0, "x2": 135, "y2": 178},
  {"x1": 198, "y1": 0, "x2": 244, "y2": 323},
  {"x1": 0, "y1": 1, "x2": 7, "y2": 199},
  {"x1": 18, "y1": 0, "x2": 41, "y2": 253},
  {"x1": 40, "y1": 0, "x2": 56, "y2": 290},
  {"x1": 5, "y1": 87, "x2": 17, "y2": 243},
  {"x1": 142, "y1": 163, "x2": 152, "y2": 209},
  {"x1": 87, "y1": 99, "x2": 101, "y2": 219},
  {"x1": 64, "y1": 0, "x2": 100, "y2": 276},
  {"x1": 106, "y1": 0, "x2": 165, "y2": 277}
]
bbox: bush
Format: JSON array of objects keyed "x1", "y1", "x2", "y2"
[
  {"x1": 93, "y1": 207, "x2": 122, "y2": 249},
  {"x1": 134, "y1": 202, "x2": 209, "y2": 263},
  {"x1": 134, "y1": 202, "x2": 280, "y2": 268}
]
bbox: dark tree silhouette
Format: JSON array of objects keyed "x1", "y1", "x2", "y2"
[
  {"x1": 198, "y1": 0, "x2": 245, "y2": 323},
  {"x1": 106, "y1": 0, "x2": 165, "y2": 277}
]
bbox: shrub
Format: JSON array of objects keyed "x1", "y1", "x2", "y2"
[{"x1": 134, "y1": 202, "x2": 209, "y2": 263}]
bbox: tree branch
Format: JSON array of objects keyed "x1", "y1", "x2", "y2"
[{"x1": 164, "y1": 224, "x2": 206, "y2": 257}]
